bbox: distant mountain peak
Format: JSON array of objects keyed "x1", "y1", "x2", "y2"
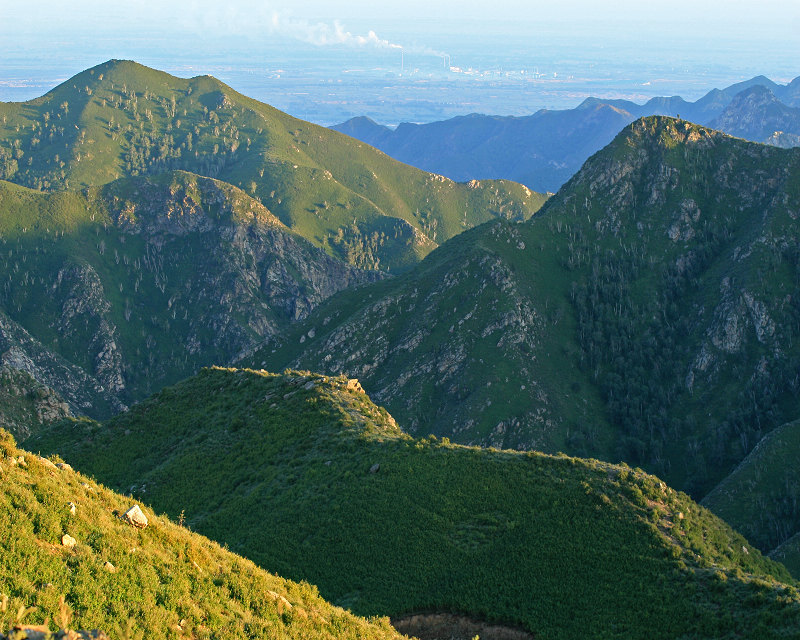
[{"x1": 711, "y1": 84, "x2": 800, "y2": 141}]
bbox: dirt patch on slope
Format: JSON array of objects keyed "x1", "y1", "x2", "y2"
[{"x1": 392, "y1": 613, "x2": 535, "y2": 640}]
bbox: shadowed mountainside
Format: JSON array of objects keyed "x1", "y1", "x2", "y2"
[
  {"x1": 249, "y1": 117, "x2": 800, "y2": 511},
  {"x1": 0, "y1": 171, "x2": 379, "y2": 431}
]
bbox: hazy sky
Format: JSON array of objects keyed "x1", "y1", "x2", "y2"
[{"x1": 3, "y1": 0, "x2": 800, "y2": 36}]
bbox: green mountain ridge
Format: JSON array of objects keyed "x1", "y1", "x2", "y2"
[
  {"x1": 246, "y1": 117, "x2": 800, "y2": 530},
  {"x1": 0, "y1": 428, "x2": 405, "y2": 640},
  {"x1": 25, "y1": 367, "x2": 800, "y2": 639},
  {"x1": 0, "y1": 59, "x2": 545, "y2": 273}
]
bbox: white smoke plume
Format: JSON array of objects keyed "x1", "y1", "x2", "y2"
[
  {"x1": 268, "y1": 12, "x2": 448, "y2": 58},
  {"x1": 174, "y1": 3, "x2": 449, "y2": 59},
  {"x1": 271, "y1": 14, "x2": 402, "y2": 49}
]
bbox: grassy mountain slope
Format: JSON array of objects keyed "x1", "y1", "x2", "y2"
[
  {"x1": 0, "y1": 171, "x2": 377, "y2": 418},
  {"x1": 702, "y1": 419, "x2": 800, "y2": 563},
  {"x1": 333, "y1": 75, "x2": 800, "y2": 193},
  {"x1": 0, "y1": 429, "x2": 403, "y2": 640},
  {"x1": 248, "y1": 117, "x2": 800, "y2": 503},
  {"x1": 0, "y1": 59, "x2": 544, "y2": 272},
  {"x1": 25, "y1": 367, "x2": 800, "y2": 639}
]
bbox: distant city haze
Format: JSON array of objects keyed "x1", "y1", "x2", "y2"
[{"x1": 1, "y1": 0, "x2": 799, "y2": 124}]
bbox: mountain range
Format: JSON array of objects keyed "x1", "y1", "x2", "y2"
[
  {"x1": 332, "y1": 75, "x2": 800, "y2": 193},
  {"x1": 4, "y1": 60, "x2": 800, "y2": 638}
]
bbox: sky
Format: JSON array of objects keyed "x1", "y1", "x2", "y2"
[
  {"x1": 3, "y1": 0, "x2": 799, "y2": 34},
  {"x1": 1, "y1": 0, "x2": 799, "y2": 124}
]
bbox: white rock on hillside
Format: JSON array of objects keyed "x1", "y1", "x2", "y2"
[{"x1": 121, "y1": 504, "x2": 148, "y2": 529}]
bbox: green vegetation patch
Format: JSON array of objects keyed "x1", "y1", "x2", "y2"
[{"x1": 27, "y1": 367, "x2": 800, "y2": 640}]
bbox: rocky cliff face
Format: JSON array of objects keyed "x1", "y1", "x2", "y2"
[
  {"x1": 0, "y1": 311, "x2": 123, "y2": 419},
  {"x1": 0, "y1": 363, "x2": 72, "y2": 440},
  {"x1": 51, "y1": 261, "x2": 126, "y2": 395},
  {"x1": 0, "y1": 172, "x2": 380, "y2": 417}
]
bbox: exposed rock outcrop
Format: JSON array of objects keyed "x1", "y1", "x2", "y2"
[{"x1": 0, "y1": 173, "x2": 381, "y2": 421}]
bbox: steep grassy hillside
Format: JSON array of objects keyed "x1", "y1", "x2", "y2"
[
  {"x1": 0, "y1": 59, "x2": 544, "y2": 272},
  {"x1": 0, "y1": 171, "x2": 379, "y2": 417},
  {"x1": 26, "y1": 367, "x2": 800, "y2": 640},
  {"x1": 702, "y1": 419, "x2": 800, "y2": 563},
  {"x1": 248, "y1": 117, "x2": 800, "y2": 504},
  {"x1": 0, "y1": 429, "x2": 404, "y2": 640}
]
